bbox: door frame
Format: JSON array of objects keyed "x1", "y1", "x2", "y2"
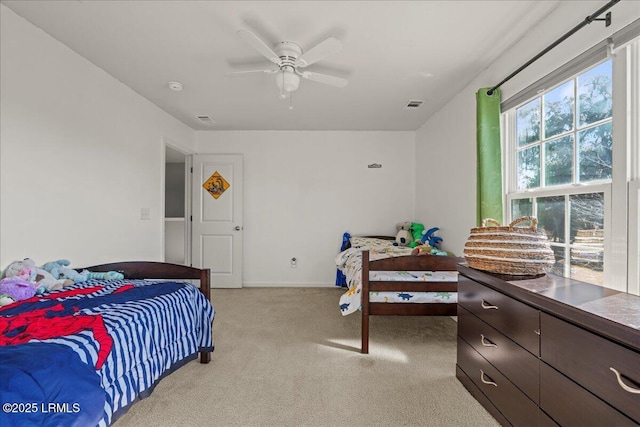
[{"x1": 184, "y1": 154, "x2": 193, "y2": 267}]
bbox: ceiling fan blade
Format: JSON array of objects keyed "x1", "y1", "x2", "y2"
[
  {"x1": 299, "y1": 71, "x2": 348, "y2": 88},
  {"x1": 226, "y1": 69, "x2": 278, "y2": 77},
  {"x1": 237, "y1": 30, "x2": 281, "y2": 65},
  {"x1": 295, "y1": 37, "x2": 342, "y2": 68}
]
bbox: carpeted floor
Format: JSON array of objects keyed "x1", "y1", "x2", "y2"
[{"x1": 114, "y1": 287, "x2": 499, "y2": 427}]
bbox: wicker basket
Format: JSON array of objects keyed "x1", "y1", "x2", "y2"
[{"x1": 463, "y1": 216, "x2": 555, "y2": 276}]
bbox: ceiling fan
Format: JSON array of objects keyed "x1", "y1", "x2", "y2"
[{"x1": 229, "y1": 30, "x2": 348, "y2": 102}]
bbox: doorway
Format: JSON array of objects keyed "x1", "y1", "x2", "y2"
[{"x1": 164, "y1": 145, "x2": 190, "y2": 265}]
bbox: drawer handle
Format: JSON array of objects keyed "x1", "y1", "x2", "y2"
[
  {"x1": 481, "y1": 299, "x2": 499, "y2": 310},
  {"x1": 480, "y1": 334, "x2": 498, "y2": 348},
  {"x1": 610, "y1": 367, "x2": 640, "y2": 394},
  {"x1": 534, "y1": 329, "x2": 541, "y2": 336},
  {"x1": 480, "y1": 370, "x2": 497, "y2": 387}
]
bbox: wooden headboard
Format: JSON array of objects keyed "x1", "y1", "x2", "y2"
[{"x1": 78, "y1": 261, "x2": 211, "y2": 302}]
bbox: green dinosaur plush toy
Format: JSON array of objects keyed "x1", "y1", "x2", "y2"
[{"x1": 408, "y1": 222, "x2": 425, "y2": 248}]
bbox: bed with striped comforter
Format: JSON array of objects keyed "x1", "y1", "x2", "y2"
[{"x1": 0, "y1": 278, "x2": 215, "y2": 427}]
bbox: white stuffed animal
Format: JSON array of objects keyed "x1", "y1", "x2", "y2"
[{"x1": 395, "y1": 221, "x2": 414, "y2": 247}]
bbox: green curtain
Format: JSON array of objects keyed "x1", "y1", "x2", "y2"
[{"x1": 476, "y1": 88, "x2": 503, "y2": 226}]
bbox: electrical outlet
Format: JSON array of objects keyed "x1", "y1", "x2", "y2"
[{"x1": 291, "y1": 257, "x2": 297, "y2": 268}]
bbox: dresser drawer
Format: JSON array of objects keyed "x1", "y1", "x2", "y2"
[
  {"x1": 459, "y1": 275, "x2": 540, "y2": 356},
  {"x1": 540, "y1": 362, "x2": 636, "y2": 426},
  {"x1": 457, "y1": 336, "x2": 538, "y2": 426},
  {"x1": 456, "y1": 365, "x2": 510, "y2": 426},
  {"x1": 541, "y1": 313, "x2": 640, "y2": 422},
  {"x1": 458, "y1": 306, "x2": 539, "y2": 403}
]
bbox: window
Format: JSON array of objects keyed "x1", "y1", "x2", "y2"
[
  {"x1": 503, "y1": 32, "x2": 640, "y2": 294},
  {"x1": 508, "y1": 60, "x2": 612, "y2": 286}
]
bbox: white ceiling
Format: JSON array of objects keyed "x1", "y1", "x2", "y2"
[{"x1": 2, "y1": 0, "x2": 561, "y2": 131}]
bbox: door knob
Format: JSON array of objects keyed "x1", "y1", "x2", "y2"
[{"x1": 234, "y1": 226, "x2": 242, "y2": 231}]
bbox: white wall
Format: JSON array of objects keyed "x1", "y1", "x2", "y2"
[
  {"x1": 196, "y1": 131, "x2": 415, "y2": 286},
  {"x1": 416, "y1": 0, "x2": 640, "y2": 255},
  {"x1": 0, "y1": 5, "x2": 196, "y2": 268}
]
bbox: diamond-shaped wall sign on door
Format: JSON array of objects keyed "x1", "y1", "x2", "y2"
[{"x1": 202, "y1": 171, "x2": 230, "y2": 200}]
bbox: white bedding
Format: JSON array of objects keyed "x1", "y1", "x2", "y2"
[{"x1": 337, "y1": 237, "x2": 457, "y2": 316}]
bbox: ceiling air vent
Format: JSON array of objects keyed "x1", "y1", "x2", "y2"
[
  {"x1": 404, "y1": 99, "x2": 424, "y2": 109},
  {"x1": 196, "y1": 115, "x2": 215, "y2": 125}
]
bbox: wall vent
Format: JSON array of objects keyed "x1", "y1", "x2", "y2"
[
  {"x1": 196, "y1": 115, "x2": 215, "y2": 125},
  {"x1": 404, "y1": 100, "x2": 424, "y2": 109}
]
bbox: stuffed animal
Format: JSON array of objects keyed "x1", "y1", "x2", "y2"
[
  {"x1": 421, "y1": 227, "x2": 443, "y2": 249},
  {"x1": 1, "y1": 259, "x2": 72, "y2": 291},
  {"x1": 1, "y1": 261, "x2": 31, "y2": 281},
  {"x1": 0, "y1": 277, "x2": 37, "y2": 305},
  {"x1": 14, "y1": 266, "x2": 36, "y2": 282},
  {"x1": 85, "y1": 271, "x2": 124, "y2": 281},
  {"x1": 0, "y1": 294, "x2": 15, "y2": 307},
  {"x1": 12, "y1": 267, "x2": 46, "y2": 295},
  {"x1": 42, "y1": 259, "x2": 89, "y2": 282},
  {"x1": 411, "y1": 244, "x2": 448, "y2": 256},
  {"x1": 408, "y1": 223, "x2": 425, "y2": 248},
  {"x1": 394, "y1": 221, "x2": 414, "y2": 246},
  {"x1": 41, "y1": 259, "x2": 124, "y2": 282}
]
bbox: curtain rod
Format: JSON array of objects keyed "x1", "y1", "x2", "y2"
[{"x1": 487, "y1": 0, "x2": 620, "y2": 96}]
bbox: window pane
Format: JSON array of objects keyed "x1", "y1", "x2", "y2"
[
  {"x1": 577, "y1": 60, "x2": 612, "y2": 127},
  {"x1": 570, "y1": 193, "x2": 604, "y2": 285},
  {"x1": 544, "y1": 135, "x2": 573, "y2": 186},
  {"x1": 512, "y1": 198, "x2": 533, "y2": 219},
  {"x1": 549, "y1": 246, "x2": 565, "y2": 277},
  {"x1": 544, "y1": 81, "x2": 574, "y2": 139},
  {"x1": 516, "y1": 98, "x2": 540, "y2": 147},
  {"x1": 578, "y1": 122, "x2": 612, "y2": 182},
  {"x1": 571, "y1": 249, "x2": 604, "y2": 285},
  {"x1": 517, "y1": 146, "x2": 540, "y2": 190},
  {"x1": 570, "y1": 193, "x2": 604, "y2": 242},
  {"x1": 538, "y1": 196, "x2": 565, "y2": 243}
]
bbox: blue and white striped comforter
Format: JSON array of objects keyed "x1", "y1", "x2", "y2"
[{"x1": 0, "y1": 278, "x2": 214, "y2": 427}]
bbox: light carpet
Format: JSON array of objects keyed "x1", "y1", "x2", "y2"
[{"x1": 115, "y1": 287, "x2": 499, "y2": 427}]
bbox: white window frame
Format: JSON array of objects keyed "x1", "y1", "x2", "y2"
[
  {"x1": 627, "y1": 38, "x2": 640, "y2": 295},
  {"x1": 503, "y1": 35, "x2": 640, "y2": 294}
]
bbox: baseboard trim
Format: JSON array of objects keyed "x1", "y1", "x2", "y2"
[{"x1": 242, "y1": 282, "x2": 336, "y2": 288}]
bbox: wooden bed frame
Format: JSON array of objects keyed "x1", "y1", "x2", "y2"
[
  {"x1": 360, "y1": 249, "x2": 461, "y2": 354},
  {"x1": 78, "y1": 261, "x2": 212, "y2": 363}
]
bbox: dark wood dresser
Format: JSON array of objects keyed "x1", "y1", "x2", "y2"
[{"x1": 456, "y1": 264, "x2": 640, "y2": 426}]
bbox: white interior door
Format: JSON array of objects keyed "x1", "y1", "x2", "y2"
[{"x1": 192, "y1": 154, "x2": 243, "y2": 288}]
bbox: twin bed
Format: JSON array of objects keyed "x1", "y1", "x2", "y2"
[
  {"x1": 0, "y1": 262, "x2": 214, "y2": 427},
  {"x1": 336, "y1": 237, "x2": 461, "y2": 353}
]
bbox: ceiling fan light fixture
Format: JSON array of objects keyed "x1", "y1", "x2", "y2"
[
  {"x1": 232, "y1": 30, "x2": 347, "y2": 99},
  {"x1": 275, "y1": 68, "x2": 300, "y2": 93}
]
